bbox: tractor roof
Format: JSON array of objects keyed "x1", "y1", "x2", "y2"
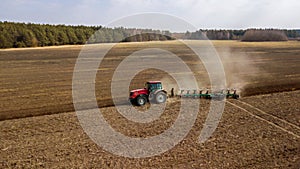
[{"x1": 147, "y1": 81, "x2": 162, "y2": 84}]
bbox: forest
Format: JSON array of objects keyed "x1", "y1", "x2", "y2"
[{"x1": 0, "y1": 21, "x2": 299, "y2": 48}]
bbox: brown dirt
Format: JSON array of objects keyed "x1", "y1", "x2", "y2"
[
  {"x1": 0, "y1": 91, "x2": 299, "y2": 168},
  {"x1": 0, "y1": 40, "x2": 299, "y2": 168}
]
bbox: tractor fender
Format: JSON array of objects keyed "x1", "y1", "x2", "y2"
[
  {"x1": 137, "y1": 94, "x2": 148, "y2": 99},
  {"x1": 130, "y1": 93, "x2": 147, "y2": 101},
  {"x1": 153, "y1": 89, "x2": 167, "y2": 95}
]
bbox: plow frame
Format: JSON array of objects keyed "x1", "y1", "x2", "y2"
[{"x1": 176, "y1": 89, "x2": 239, "y2": 99}]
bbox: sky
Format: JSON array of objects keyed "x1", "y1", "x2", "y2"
[{"x1": 0, "y1": 0, "x2": 299, "y2": 32}]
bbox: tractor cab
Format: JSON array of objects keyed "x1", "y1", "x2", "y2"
[{"x1": 145, "y1": 81, "x2": 163, "y2": 93}]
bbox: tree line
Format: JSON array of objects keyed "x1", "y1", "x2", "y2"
[
  {"x1": 241, "y1": 29, "x2": 288, "y2": 42},
  {"x1": 0, "y1": 21, "x2": 172, "y2": 48},
  {"x1": 0, "y1": 21, "x2": 97, "y2": 48},
  {"x1": 182, "y1": 29, "x2": 245, "y2": 40},
  {"x1": 0, "y1": 21, "x2": 299, "y2": 48},
  {"x1": 182, "y1": 29, "x2": 299, "y2": 41}
]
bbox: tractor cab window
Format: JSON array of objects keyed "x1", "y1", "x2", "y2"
[
  {"x1": 155, "y1": 83, "x2": 162, "y2": 90},
  {"x1": 146, "y1": 82, "x2": 162, "y2": 92}
]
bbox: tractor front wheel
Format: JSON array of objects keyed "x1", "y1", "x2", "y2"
[{"x1": 136, "y1": 96, "x2": 147, "y2": 106}]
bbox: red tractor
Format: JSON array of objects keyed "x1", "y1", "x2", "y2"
[{"x1": 129, "y1": 81, "x2": 167, "y2": 106}]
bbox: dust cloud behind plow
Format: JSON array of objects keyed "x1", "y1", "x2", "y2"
[
  {"x1": 159, "y1": 47, "x2": 261, "y2": 97},
  {"x1": 218, "y1": 47, "x2": 261, "y2": 96}
]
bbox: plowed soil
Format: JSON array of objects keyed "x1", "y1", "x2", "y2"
[{"x1": 0, "y1": 41, "x2": 299, "y2": 168}]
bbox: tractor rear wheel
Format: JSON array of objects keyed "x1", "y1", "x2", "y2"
[
  {"x1": 155, "y1": 92, "x2": 167, "y2": 104},
  {"x1": 136, "y1": 96, "x2": 147, "y2": 106}
]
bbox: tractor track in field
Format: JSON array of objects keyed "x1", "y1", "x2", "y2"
[
  {"x1": 235, "y1": 99, "x2": 300, "y2": 131},
  {"x1": 226, "y1": 100, "x2": 300, "y2": 139}
]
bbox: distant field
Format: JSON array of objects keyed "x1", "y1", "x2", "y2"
[{"x1": 0, "y1": 40, "x2": 299, "y2": 168}]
